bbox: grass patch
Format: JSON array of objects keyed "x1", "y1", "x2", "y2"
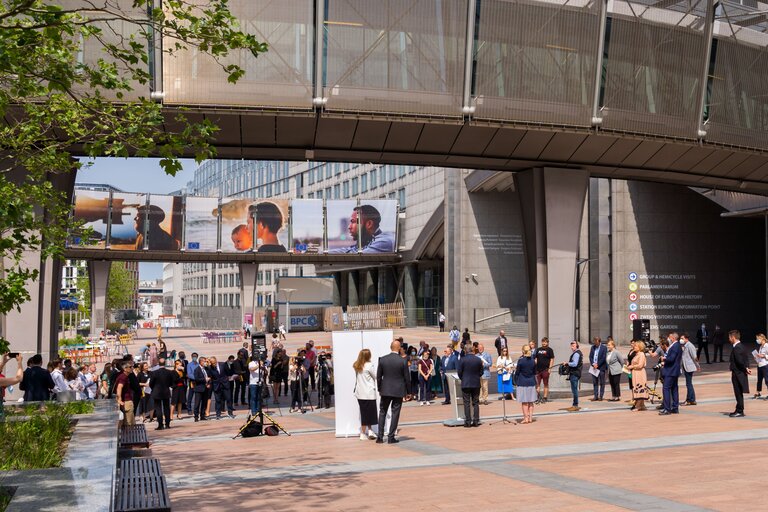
[
  {"x1": 0, "y1": 401, "x2": 93, "y2": 470},
  {"x1": 0, "y1": 487, "x2": 14, "y2": 512},
  {"x1": 2, "y1": 400, "x2": 94, "y2": 417}
]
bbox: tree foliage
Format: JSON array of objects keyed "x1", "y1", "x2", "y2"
[
  {"x1": 0, "y1": 1, "x2": 267, "y2": 348},
  {"x1": 76, "y1": 261, "x2": 135, "y2": 317}
]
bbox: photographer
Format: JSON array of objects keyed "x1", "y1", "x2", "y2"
[
  {"x1": 562, "y1": 341, "x2": 583, "y2": 412},
  {"x1": 288, "y1": 356, "x2": 306, "y2": 413},
  {"x1": 0, "y1": 353, "x2": 24, "y2": 403},
  {"x1": 316, "y1": 351, "x2": 334, "y2": 409},
  {"x1": 248, "y1": 358, "x2": 266, "y2": 416}
]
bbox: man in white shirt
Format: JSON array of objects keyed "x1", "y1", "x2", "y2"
[{"x1": 50, "y1": 359, "x2": 67, "y2": 394}]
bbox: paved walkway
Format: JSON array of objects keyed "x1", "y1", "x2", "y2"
[{"x1": 129, "y1": 329, "x2": 763, "y2": 511}]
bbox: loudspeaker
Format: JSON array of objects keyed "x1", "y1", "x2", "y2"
[{"x1": 632, "y1": 319, "x2": 650, "y2": 342}]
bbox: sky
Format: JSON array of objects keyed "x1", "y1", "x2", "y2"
[{"x1": 76, "y1": 157, "x2": 201, "y2": 280}]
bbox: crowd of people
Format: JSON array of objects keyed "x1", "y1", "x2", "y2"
[
  {"x1": 346, "y1": 323, "x2": 766, "y2": 443},
  {"x1": 2, "y1": 321, "x2": 766, "y2": 437},
  {"x1": 0, "y1": 335, "x2": 335, "y2": 431}
]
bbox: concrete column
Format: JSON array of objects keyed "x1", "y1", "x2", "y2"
[
  {"x1": 377, "y1": 266, "x2": 396, "y2": 304},
  {"x1": 517, "y1": 168, "x2": 589, "y2": 388},
  {"x1": 332, "y1": 272, "x2": 342, "y2": 306},
  {"x1": 403, "y1": 264, "x2": 418, "y2": 327},
  {"x1": 347, "y1": 271, "x2": 359, "y2": 307},
  {"x1": 87, "y1": 260, "x2": 111, "y2": 337},
  {"x1": 443, "y1": 168, "x2": 463, "y2": 328},
  {"x1": 239, "y1": 263, "x2": 259, "y2": 327},
  {"x1": 359, "y1": 269, "x2": 377, "y2": 305}
]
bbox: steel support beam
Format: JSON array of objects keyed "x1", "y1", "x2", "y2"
[
  {"x1": 696, "y1": 0, "x2": 717, "y2": 138},
  {"x1": 591, "y1": 0, "x2": 609, "y2": 126},
  {"x1": 461, "y1": 0, "x2": 478, "y2": 115},
  {"x1": 313, "y1": 0, "x2": 326, "y2": 107}
]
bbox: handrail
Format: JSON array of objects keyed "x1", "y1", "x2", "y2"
[{"x1": 475, "y1": 310, "x2": 511, "y2": 324}]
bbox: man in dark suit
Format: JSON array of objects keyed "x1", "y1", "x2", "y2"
[
  {"x1": 728, "y1": 330, "x2": 751, "y2": 417},
  {"x1": 696, "y1": 323, "x2": 711, "y2": 364},
  {"x1": 193, "y1": 357, "x2": 211, "y2": 421},
  {"x1": 457, "y1": 346, "x2": 484, "y2": 427},
  {"x1": 494, "y1": 330, "x2": 508, "y2": 356},
  {"x1": 441, "y1": 346, "x2": 456, "y2": 405},
  {"x1": 148, "y1": 357, "x2": 178, "y2": 430},
  {"x1": 712, "y1": 325, "x2": 726, "y2": 362},
  {"x1": 588, "y1": 337, "x2": 608, "y2": 401},
  {"x1": 210, "y1": 356, "x2": 235, "y2": 419},
  {"x1": 19, "y1": 354, "x2": 54, "y2": 402},
  {"x1": 659, "y1": 332, "x2": 682, "y2": 415},
  {"x1": 376, "y1": 340, "x2": 409, "y2": 444}
]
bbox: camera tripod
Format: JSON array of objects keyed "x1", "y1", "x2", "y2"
[
  {"x1": 233, "y1": 408, "x2": 291, "y2": 439},
  {"x1": 646, "y1": 368, "x2": 663, "y2": 403}
]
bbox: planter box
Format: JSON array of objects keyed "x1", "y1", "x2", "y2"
[{"x1": 0, "y1": 401, "x2": 119, "y2": 512}]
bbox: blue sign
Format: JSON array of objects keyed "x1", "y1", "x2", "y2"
[
  {"x1": 629, "y1": 303, "x2": 638, "y2": 312},
  {"x1": 187, "y1": 242, "x2": 200, "y2": 250},
  {"x1": 291, "y1": 315, "x2": 319, "y2": 328},
  {"x1": 628, "y1": 272, "x2": 638, "y2": 281},
  {"x1": 297, "y1": 243, "x2": 307, "y2": 252}
]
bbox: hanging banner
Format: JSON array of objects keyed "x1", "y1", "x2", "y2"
[
  {"x1": 184, "y1": 196, "x2": 219, "y2": 251},
  {"x1": 290, "y1": 199, "x2": 323, "y2": 253}
]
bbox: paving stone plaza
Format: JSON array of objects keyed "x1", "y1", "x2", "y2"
[{"x1": 140, "y1": 328, "x2": 764, "y2": 512}]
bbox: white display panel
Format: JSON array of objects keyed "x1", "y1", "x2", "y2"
[{"x1": 332, "y1": 330, "x2": 393, "y2": 438}]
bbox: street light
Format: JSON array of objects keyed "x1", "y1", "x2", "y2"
[{"x1": 280, "y1": 288, "x2": 297, "y2": 333}]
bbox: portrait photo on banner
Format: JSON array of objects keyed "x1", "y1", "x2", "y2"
[
  {"x1": 143, "y1": 195, "x2": 183, "y2": 251},
  {"x1": 108, "y1": 192, "x2": 146, "y2": 250},
  {"x1": 327, "y1": 199, "x2": 397, "y2": 254},
  {"x1": 184, "y1": 196, "x2": 219, "y2": 252},
  {"x1": 220, "y1": 198, "x2": 289, "y2": 253},
  {"x1": 290, "y1": 199, "x2": 323, "y2": 254},
  {"x1": 71, "y1": 189, "x2": 110, "y2": 248}
]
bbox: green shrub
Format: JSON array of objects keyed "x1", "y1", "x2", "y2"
[{"x1": 0, "y1": 401, "x2": 93, "y2": 470}]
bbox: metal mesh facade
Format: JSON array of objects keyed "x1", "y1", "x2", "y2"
[
  {"x1": 323, "y1": 0, "x2": 467, "y2": 116},
  {"x1": 163, "y1": 0, "x2": 314, "y2": 108},
  {"x1": 70, "y1": 0, "x2": 149, "y2": 101},
  {"x1": 151, "y1": 0, "x2": 768, "y2": 150},
  {"x1": 706, "y1": 3, "x2": 768, "y2": 149},
  {"x1": 473, "y1": 0, "x2": 600, "y2": 126},
  {"x1": 600, "y1": 1, "x2": 708, "y2": 138}
]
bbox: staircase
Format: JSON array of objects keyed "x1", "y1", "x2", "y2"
[{"x1": 476, "y1": 321, "x2": 528, "y2": 339}]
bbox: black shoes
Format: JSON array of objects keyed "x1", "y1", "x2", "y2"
[
  {"x1": 376, "y1": 438, "x2": 384, "y2": 444},
  {"x1": 388, "y1": 438, "x2": 399, "y2": 444},
  {"x1": 659, "y1": 409, "x2": 679, "y2": 415},
  {"x1": 471, "y1": 423, "x2": 479, "y2": 427},
  {"x1": 729, "y1": 412, "x2": 745, "y2": 417},
  {"x1": 155, "y1": 425, "x2": 165, "y2": 430},
  {"x1": 464, "y1": 423, "x2": 471, "y2": 428}
]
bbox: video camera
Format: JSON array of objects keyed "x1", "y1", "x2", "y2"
[{"x1": 251, "y1": 332, "x2": 268, "y2": 362}]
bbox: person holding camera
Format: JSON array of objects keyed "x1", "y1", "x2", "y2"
[
  {"x1": 248, "y1": 359, "x2": 266, "y2": 416},
  {"x1": 626, "y1": 341, "x2": 649, "y2": 411},
  {"x1": 563, "y1": 341, "x2": 583, "y2": 412},
  {"x1": 288, "y1": 356, "x2": 306, "y2": 413},
  {"x1": 317, "y1": 351, "x2": 333, "y2": 409},
  {"x1": 659, "y1": 333, "x2": 682, "y2": 415},
  {"x1": 0, "y1": 353, "x2": 24, "y2": 398}
]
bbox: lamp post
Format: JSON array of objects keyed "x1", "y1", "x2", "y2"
[{"x1": 281, "y1": 288, "x2": 296, "y2": 333}]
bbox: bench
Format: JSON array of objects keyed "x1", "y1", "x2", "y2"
[
  {"x1": 119, "y1": 424, "x2": 150, "y2": 449},
  {"x1": 115, "y1": 458, "x2": 170, "y2": 512}
]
